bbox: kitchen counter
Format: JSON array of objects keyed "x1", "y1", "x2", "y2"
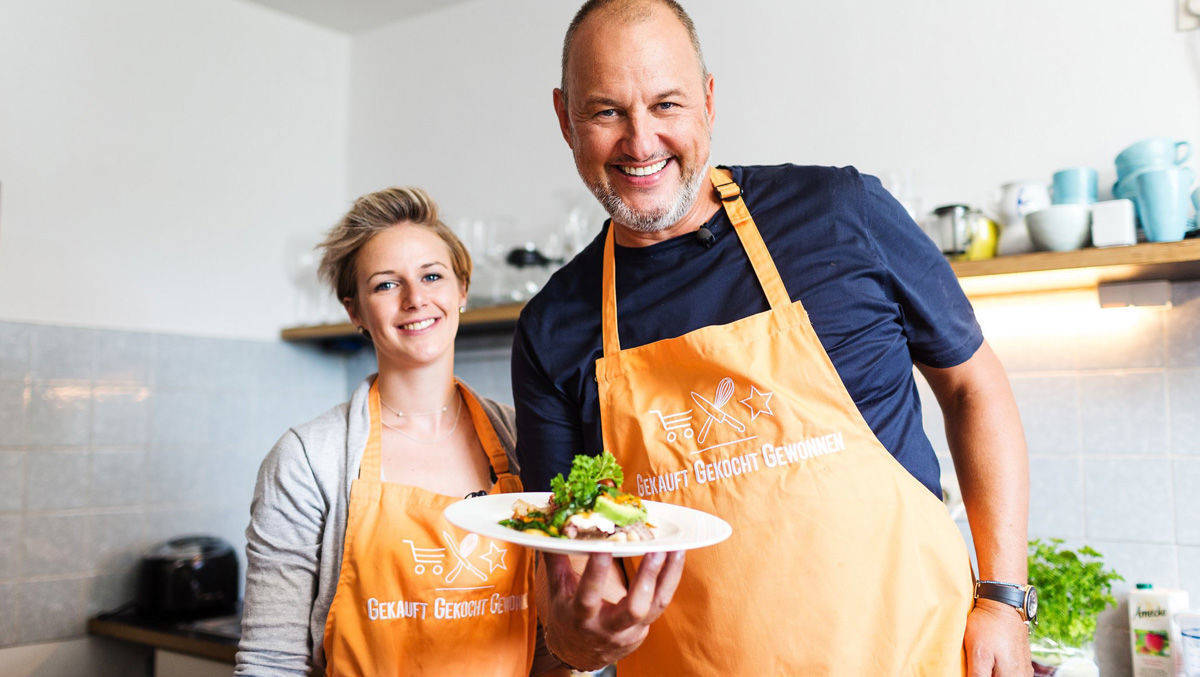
[{"x1": 87, "y1": 607, "x2": 240, "y2": 664}]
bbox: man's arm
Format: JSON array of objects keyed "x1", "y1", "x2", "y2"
[{"x1": 917, "y1": 340, "x2": 1032, "y2": 677}]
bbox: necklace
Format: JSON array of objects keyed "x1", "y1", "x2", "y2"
[
  {"x1": 380, "y1": 398, "x2": 450, "y2": 418},
  {"x1": 381, "y1": 391, "x2": 463, "y2": 444}
]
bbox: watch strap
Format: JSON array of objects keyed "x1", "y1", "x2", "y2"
[{"x1": 975, "y1": 581, "x2": 1027, "y2": 611}]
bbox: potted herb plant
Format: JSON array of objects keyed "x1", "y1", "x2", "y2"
[{"x1": 1027, "y1": 538, "x2": 1124, "y2": 675}]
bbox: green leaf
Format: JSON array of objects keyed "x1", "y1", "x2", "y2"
[{"x1": 1027, "y1": 540, "x2": 1122, "y2": 647}]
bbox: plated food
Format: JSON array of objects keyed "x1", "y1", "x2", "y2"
[
  {"x1": 443, "y1": 454, "x2": 732, "y2": 557},
  {"x1": 499, "y1": 452, "x2": 653, "y2": 542}
]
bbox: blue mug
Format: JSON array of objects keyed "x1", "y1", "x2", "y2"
[
  {"x1": 1133, "y1": 166, "x2": 1195, "y2": 242},
  {"x1": 1052, "y1": 167, "x2": 1098, "y2": 205},
  {"x1": 1116, "y1": 137, "x2": 1191, "y2": 181}
]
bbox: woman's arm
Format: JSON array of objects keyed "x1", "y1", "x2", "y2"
[{"x1": 235, "y1": 429, "x2": 328, "y2": 676}]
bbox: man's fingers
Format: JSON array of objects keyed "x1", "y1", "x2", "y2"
[
  {"x1": 605, "y1": 551, "x2": 666, "y2": 629},
  {"x1": 649, "y1": 550, "x2": 685, "y2": 614},
  {"x1": 572, "y1": 552, "x2": 613, "y2": 620},
  {"x1": 965, "y1": 649, "x2": 992, "y2": 677}
]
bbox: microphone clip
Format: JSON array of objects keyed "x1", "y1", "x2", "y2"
[{"x1": 695, "y1": 226, "x2": 716, "y2": 249}]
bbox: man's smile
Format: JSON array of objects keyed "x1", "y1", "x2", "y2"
[{"x1": 616, "y1": 158, "x2": 670, "y2": 177}]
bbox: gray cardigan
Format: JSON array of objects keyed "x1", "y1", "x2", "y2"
[{"x1": 235, "y1": 377, "x2": 522, "y2": 676}]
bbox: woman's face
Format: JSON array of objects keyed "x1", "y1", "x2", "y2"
[{"x1": 345, "y1": 223, "x2": 467, "y2": 370}]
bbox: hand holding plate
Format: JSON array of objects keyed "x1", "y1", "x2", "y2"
[{"x1": 537, "y1": 550, "x2": 685, "y2": 671}]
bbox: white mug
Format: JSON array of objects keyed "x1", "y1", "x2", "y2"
[{"x1": 999, "y1": 180, "x2": 1051, "y2": 225}]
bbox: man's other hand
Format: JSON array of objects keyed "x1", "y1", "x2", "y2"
[
  {"x1": 965, "y1": 599, "x2": 1033, "y2": 676},
  {"x1": 535, "y1": 550, "x2": 685, "y2": 671}
]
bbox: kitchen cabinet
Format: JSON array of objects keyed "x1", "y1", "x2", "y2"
[
  {"x1": 87, "y1": 610, "x2": 238, "y2": 675},
  {"x1": 281, "y1": 240, "x2": 1200, "y2": 346},
  {"x1": 155, "y1": 650, "x2": 229, "y2": 677}
]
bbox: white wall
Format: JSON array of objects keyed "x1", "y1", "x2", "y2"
[
  {"x1": 0, "y1": 0, "x2": 351, "y2": 340},
  {"x1": 349, "y1": 0, "x2": 1200, "y2": 229}
]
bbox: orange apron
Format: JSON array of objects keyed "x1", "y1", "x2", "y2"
[
  {"x1": 597, "y1": 168, "x2": 974, "y2": 675},
  {"x1": 322, "y1": 380, "x2": 535, "y2": 676}
]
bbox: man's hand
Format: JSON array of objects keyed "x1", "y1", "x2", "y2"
[
  {"x1": 535, "y1": 550, "x2": 684, "y2": 671},
  {"x1": 965, "y1": 599, "x2": 1032, "y2": 676}
]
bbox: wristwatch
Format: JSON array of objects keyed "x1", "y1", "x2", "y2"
[{"x1": 974, "y1": 580, "x2": 1038, "y2": 625}]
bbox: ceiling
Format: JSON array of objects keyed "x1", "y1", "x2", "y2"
[{"x1": 242, "y1": 0, "x2": 473, "y2": 34}]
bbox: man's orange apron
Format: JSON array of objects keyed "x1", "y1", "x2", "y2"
[
  {"x1": 597, "y1": 168, "x2": 974, "y2": 675},
  {"x1": 322, "y1": 380, "x2": 535, "y2": 676}
]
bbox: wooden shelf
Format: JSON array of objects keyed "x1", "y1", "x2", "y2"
[
  {"x1": 952, "y1": 239, "x2": 1200, "y2": 296},
  {"x1": 281, "y1": 303, "x2": 524, "y2": 344},
  {"x1": 282, "y1": 241, "x2": 1200, "y2": 345}
]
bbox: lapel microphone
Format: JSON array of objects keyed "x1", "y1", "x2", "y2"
[{"x1": 695, "y1": 226, "x2": 716, "y2": 249}]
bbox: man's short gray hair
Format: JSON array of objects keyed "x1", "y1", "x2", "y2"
[{"x1": 559, "y1": 0, "x2": 708, "y2": 97}]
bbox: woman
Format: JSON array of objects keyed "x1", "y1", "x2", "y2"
[{"x1": 237, "y1": 187, "x2": 559, "y2": 676}]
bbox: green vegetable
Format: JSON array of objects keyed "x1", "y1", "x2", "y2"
[
  {"x1": 1028, "y1": 538, "x2": 1123, "y2": 649},
  {"x1": 595, "y1": 494, "x2": 646, "y2": 526},
  {"x1": 547, "y1": 451, "x2": 624, "y2": 529}
]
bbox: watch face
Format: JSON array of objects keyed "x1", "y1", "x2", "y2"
[{"x1": 1025, "y1": 587, "x2": 1039, "y2": 622}]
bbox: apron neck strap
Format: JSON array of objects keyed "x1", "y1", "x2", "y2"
[
  {"x1": 600, "y1": 167, "x2": 791, "y2": 358},
  {"x1": 361, "y1": 378, "x2": 524, "y2": 492},
  {"x1": 709, "y1": 167, "x2": 791, "y2": 311},
  {"x1": 457, "y1": 380, "x2": 524, "y2": 493},
  {"x1": 363, "y1": 379, "x2": 384, "y2": 480}
]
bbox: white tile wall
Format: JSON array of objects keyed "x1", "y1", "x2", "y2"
[
  {"x1": 0, "y1": 320, "x2": 349, "y2": 648},
  {"x1": 7, "y1": 281, "x2": 1200, "y2": 659},
  {"x1": 931, "y1": 281, "x2": 1200, "y2": 672}
]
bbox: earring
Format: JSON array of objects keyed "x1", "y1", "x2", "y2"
[
  {"x1": 459, "y1": 306, "x2": 466, "y2": 314},
  {"x1": 357, "y1": 326, "x2": 369, "y2": 338}
]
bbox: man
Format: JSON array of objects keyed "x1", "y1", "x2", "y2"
[{"x1": 512, "y1": 1, "x2": 1033, "y2": 674}]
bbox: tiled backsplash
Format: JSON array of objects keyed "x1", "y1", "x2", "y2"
[
  {"x1": 919, "y1": 281, "x2": 1200, "y2": 674},
  {"x1": 5, "y1": 280, "x2": 1200, "y2": 669},
  {"x1": 0, "y1": 321, "x2": 345, "y2": 648}
]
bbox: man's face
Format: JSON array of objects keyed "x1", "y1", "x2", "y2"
[{"x1": 555, "y1": 6, "x2": 715, "y2": 233}]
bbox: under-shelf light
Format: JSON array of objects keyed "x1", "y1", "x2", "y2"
[{"x1": 1097, "y1": 280, "x2": 1172, "y2": 309}]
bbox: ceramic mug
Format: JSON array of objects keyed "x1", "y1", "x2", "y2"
[
  {"x1": 998, "y1": 180, "x2": 1051, "y2": 224},
  {"x1": 1134, "y1": 166, "x2": 1195, "y2": 242},
  {"x1": 1052, "y1": 167, "x2": 1098, "y2": 205},
  {"x1": 1116, "y1": 137, "x2": 1191, "y2": 181}
]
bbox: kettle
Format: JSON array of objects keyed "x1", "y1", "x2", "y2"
[
  {"x1": 927, "y1": 205, "x2": 998, "y2": 261},
  {"x1": 136, "y1": 535, "x2": 238, "y2": 620}
]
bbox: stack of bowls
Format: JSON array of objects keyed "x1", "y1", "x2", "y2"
[{"x1": 1112, "y1": 137, "x2": 1195, "y2": 242}]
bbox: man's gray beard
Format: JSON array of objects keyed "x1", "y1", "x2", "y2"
[{"x1": 587, "y1": 161, "x2": 708, "y2": 234}]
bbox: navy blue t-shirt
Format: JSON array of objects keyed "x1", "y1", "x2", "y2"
[{"x1": 511, "y1": 164, "x2": 983, "y2": 497}]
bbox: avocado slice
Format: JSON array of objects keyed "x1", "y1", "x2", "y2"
[{"x1": 594, "y1": 494, "x2": 646, "y2": 527}]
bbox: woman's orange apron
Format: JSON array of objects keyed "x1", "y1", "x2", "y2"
[
  {"x1": 597, "y1": 168, "x2": 974, "y2": 675},
  {"x1": 321, "y1": 380, "x2": 535, "y2": 676}
]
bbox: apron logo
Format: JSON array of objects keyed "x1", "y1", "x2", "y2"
[
  {"x1": 401, "y1": 532, "x2": 507, "y2": 586},
  {"x1": 738, "y1": 384, "x2": 773, "y2": 422},
  {"x1": 646, "y1": 376, "x2": 775, "y2": 453}
]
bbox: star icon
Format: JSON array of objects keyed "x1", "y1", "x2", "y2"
[
  {"x1": 739, "y1": 385, "x2": 774, "y2": 422},
  {"x1": 479, "y1": 541, "x2": 508, "y2": 574}
]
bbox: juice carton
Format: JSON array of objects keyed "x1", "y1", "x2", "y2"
[{"x1": 1129, "y1": 584, "x2": 1190, "y2": 677}]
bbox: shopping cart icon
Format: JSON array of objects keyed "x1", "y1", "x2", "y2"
[
  {"x1": 649, "y1": 409, "x2": 694, "y2": 443},
  {"x1": 402, "y1": 539, "x2": 446, "y2": 576}
]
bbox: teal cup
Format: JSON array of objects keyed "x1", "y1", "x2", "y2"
[
  {"x1": 1052, "y1": 167, "x2": 1098, "y2": 204},
  {"x1": 1116, "y1": 137, "x2": 1191, "y2": 181},
  {"x1": 1133, "y1": 166, "x2": 1195, "y2": 242}
]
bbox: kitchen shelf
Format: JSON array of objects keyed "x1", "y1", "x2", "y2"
[
  {"x1": 281, "y1": 241, "x2": 1200, "y2": 346},
  {"x1": 281, "y1": 302, "x2": 525, "y2": 347},
  {"x1": 952, "y1": 239, "x2": 1200, "y2": 296}
]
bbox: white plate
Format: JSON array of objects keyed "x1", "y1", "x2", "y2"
[{"x1": 443, "y1": 492, "x2": 732, "y2": 557}]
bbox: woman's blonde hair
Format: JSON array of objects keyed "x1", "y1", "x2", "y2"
[{"x1": 317, "y1": 187, "x2": 472, "y2": 304}]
